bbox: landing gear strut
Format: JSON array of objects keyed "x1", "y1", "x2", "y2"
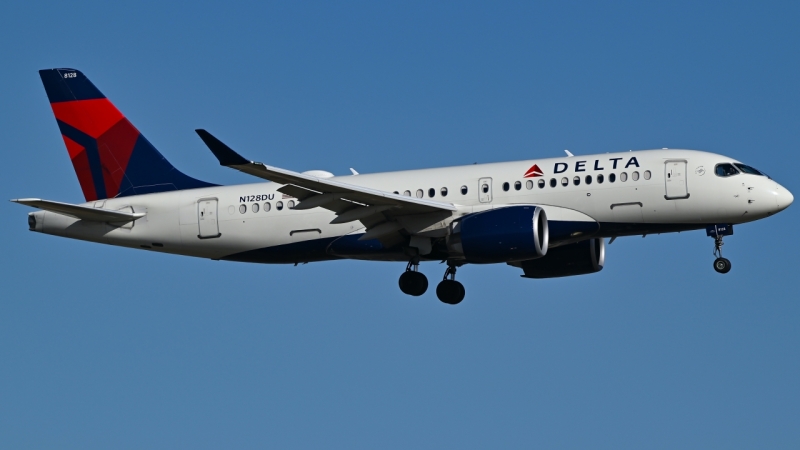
[
  {"x1": 436, "y1": 263, "x2": 465, "y2": 305},
  {"x1": 399, "y1": 258, "x2": 428, "y2": 296},
  {"x1": 712, "y1": 234, "x2": 732, "y2": 274}
]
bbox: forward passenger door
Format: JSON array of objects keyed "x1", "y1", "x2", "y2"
[{"x1": 665, "y1": 160, "x2": 689, "y2": 199}]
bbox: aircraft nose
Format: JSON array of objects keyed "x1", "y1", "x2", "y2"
[{"x1": 775, "y1": 184, "x2": 793, "y2": 212}]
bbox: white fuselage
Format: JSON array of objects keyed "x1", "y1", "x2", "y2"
[{"x1": 28, "y1": 149, "x2": 793, "y2": 264}]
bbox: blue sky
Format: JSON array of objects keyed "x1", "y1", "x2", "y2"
[{"x1": 1, "y1": 1, "x2": 799, "y2": 448}]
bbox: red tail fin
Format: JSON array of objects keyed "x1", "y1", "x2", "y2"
[{"x1": 39, "y1": 68, "x2": 214, "y2": 201}]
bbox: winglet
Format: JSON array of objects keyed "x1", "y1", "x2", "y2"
[{"x1": 195, "y1": 129, "x2": 250, "y2": 166}]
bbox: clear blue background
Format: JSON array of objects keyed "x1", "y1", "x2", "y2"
[{"x1": 1, "y1": 1, "x2": 798, "y2": 448}]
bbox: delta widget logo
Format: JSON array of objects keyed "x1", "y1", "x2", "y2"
[{"x1": 524, "y1": 164, "x2": 544, "y2": 178}]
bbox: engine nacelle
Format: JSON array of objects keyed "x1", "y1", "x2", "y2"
[
  {"x1": 447, "y1": 205, "x2": 549, "y2": 264},
  {"x1": 515, "y1": 238, "x2": 605, "y2": 278}
]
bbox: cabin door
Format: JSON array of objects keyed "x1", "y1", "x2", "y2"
[
  {"x1": 664, "y1": 160, "x2": 689, "y2": 199},
  {"x1": 478, "y1": 177, "x2": 493, "y2": 203},
  {"x1": 197, "y1": 198, "x2": 221, "y2": 239}
]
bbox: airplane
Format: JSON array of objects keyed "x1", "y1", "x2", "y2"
[{"x1": 13, "y1": 68, "x2": 794, "y2": 305}]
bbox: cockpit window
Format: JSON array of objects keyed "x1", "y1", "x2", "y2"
[
  {"x1": 715, "y1": 163, "x2": 739, "y2": 177},
  {"x1": 734, "y1": 163, "x2": 765, "y2": 176}
]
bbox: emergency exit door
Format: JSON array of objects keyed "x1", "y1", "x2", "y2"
[
  {"x1": 197, "y1": 198, "x2": 221, "y2": 239},
  {"x1": 479, "y1": 177, "x2": 493, "y2": 203},
  {"x1": 664, "y1": 161, "x2": 689, "y2": 199}
]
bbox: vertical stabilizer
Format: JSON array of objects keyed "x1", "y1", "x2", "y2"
[{"x1": 39, "y1": 68, "x2": 215, "y2": 201}]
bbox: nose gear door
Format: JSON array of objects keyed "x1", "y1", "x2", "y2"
[
  {"x1": 664, "y1": 160, "x2": 689, "y2": 199},
  {"x1": 197, "y1": 198, "x2": 221, "y2": 239},
  {"x1": 479, "y1": 177, "x2": 492, "y2": 203}
]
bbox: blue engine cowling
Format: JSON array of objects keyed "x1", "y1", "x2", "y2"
[
  {"x1": 514, "y1": 238, "x2": 605, "y2": 278},
  {"x1": 447, "y1": 205, "x2": 549, "y2": 264}
]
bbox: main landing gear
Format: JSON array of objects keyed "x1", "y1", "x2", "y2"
[
  {"x1": 398, "y1": 260, "x2": 466, "y2": 304},
  {"x1": 436, "y1": 264, "x2": 465, "y2": 305},
  {"x1": 712, "y1": 233, "x2": 732, "y2": 274},
  {"x1": 399, "y1": 259, "x2": 428, "y2": 296}
]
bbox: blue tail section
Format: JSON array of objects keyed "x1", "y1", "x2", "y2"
[{"x1": 39, "y1": 68, "x2": 216, "y2": 201}]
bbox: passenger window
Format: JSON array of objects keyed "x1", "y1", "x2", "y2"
[
  {"x1": 502, "y1": 182, "x2": 510, "y2": 192},
  {"x1": 263, "y1": 202, "x2": 271, "y2": 212},
  {"x1": 514, "y1": 181, "x2": 521, "y2": 191},
  {"x1": 461, "y1": 185, "x2": 468, "y2": 195},
  {"x1": 632, "y1": 171, "x2": 639, "y2": 181},
  {"x1": 482, "y1": 183, "x2": 489, "y2": 193},
  {"x1": 550, "y1": 178, "x2": 557, "y2": 188},
  {"x1": 403, "y1": 190, "x2": 411, "y2": 196},
  {"x1": 597, "y1": 174, "x2": 604, "y2": 184},
  {"x1": 441, "y1": 187, "x2": 448, "y2": 197},
  {"x1": 276, "y1": 201, "x2": 284, "y2": 211},
  {"x1": 620, "y1": 172, "x2": 628, "y2": 182},
  {"x1": 609, "y1": 173, "x2": 616, "y2": 183},
  {"x1": 526, "y1": 180, "x2": 534, "y2": 190},
  {"x1": 428, "y1": 188, "x2": 435, "y2": 198},
  {"x1": 239, "y1": 204, "x2": 246, "y2": 214},
  {"x1": 573, "y1": 176, "x2": 580, "y2": 186},
  {"x1": 561, "y1": 177, "x2": 568, "y2": 187},
  {"x1": 644, "y1": 170, "x2": 651, "y2": 180},
  {"x1": 287, "y1": 200, "x2": 295, "y2": 209},
  {"x1": 393, "y1": 191, "x2": 399, "y2": 195},
  {"x1": 585, "y1": 175, "x2": 592, "y2": 185},
  {"x1": 416, "y1": 189, "x2": 423, "y2": 198},
  {"x1": 538, "y1": 179, "x2": 545, "y2": 189},
  {"x1": 252, "y1": 203, "x2": 260, "y2": 213}
]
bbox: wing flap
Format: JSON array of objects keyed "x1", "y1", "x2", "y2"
[{"x1": 196, "y1": 129, "x2": 456, "y2": 215}]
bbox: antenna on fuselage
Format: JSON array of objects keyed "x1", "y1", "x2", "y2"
[{"x1": 564, "y1": 149, "x2": 574, "y2": 157}]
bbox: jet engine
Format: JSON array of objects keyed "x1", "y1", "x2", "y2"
[
  {"x1": 447, "y1": 205, "x2": 549, "y2": 263},
  {"x1": 513, "y1": 238, "x2": 605, "y2": 278}
]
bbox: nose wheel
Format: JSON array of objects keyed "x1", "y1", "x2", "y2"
[
  {"x1": 712, "y1": 234, "x2": 732, "y2": 274},
  {"x1": 399, "y1": 259, "x2": 428, "y2": 296},
  {"x1": 714, "y1": 257, "x2": 731, "y2": 273},
  {"x1": 436, "y1": 264, "x2": 465, "y2": 305}
]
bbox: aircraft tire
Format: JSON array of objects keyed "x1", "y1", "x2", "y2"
[
  {"x1": 436, "y1": 280, "x2": 465, "y2": 305},
  {"x1": 399, "y1": 271, "x2": 428, "y2": 296},
  {"x1": 713, "y1": 257, "x2": 732, "y2": 274}
]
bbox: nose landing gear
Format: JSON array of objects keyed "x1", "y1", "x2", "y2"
[
  {"x1": 713, "y1": 236, "x2": 731, "y2": 274},
  {"x1": 708, "y1": 224, "x2": 733, "y2": 274},
  {"x1": 713, "y1": 256, "x2": 731, "y2": 273},
  {"x1": 436, "y1": 263, "x2": 465, "y2": 305},
  {"x1": 399, "y1": 259, "x2": 428, "y2": 296}
]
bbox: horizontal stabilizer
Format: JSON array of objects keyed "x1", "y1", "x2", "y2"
[{"x1": 11, "y1": 198, "x2": 146, "y2": 222}]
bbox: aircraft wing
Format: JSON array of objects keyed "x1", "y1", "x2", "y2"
[
  {"x1": 196, "y1": 129, "x2": 457, "y2": 243},
  {"x1": 11, "y1": 198, "x2": 146, "y2": 222}
]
